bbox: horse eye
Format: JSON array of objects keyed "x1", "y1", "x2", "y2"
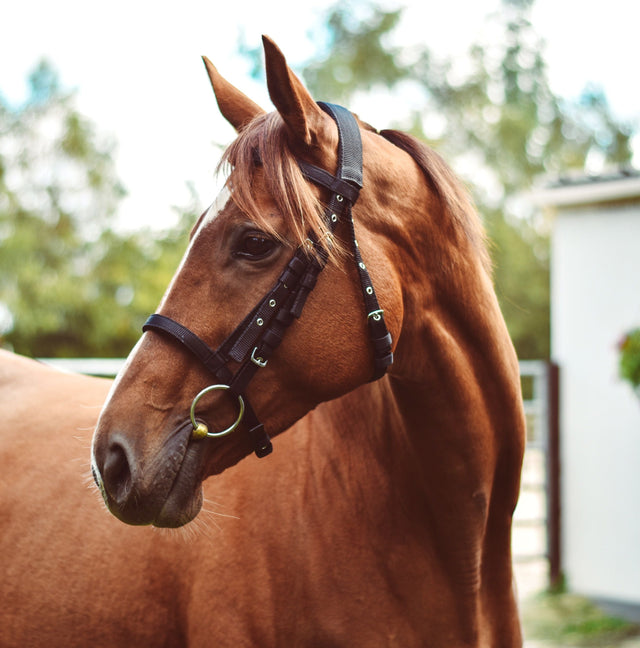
[{"x1": 236, "y1": 232, "x2": 277, "y2": 260}]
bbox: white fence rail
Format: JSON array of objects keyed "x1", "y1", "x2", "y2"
[{"x1": 38, "y1": 358, "x2": 126, "y2": 377}]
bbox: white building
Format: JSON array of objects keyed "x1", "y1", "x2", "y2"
[{"x1": 537, "y1": 170, "x2": 640, "y2": 619}]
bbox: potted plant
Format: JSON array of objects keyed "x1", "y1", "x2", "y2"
[{"x1": 618, "y1": 327, "x2": 640, "y2": 399}]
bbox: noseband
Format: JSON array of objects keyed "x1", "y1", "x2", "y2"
[{"x1": 142, "y1": 103, "x2": 393, "y2": 457}]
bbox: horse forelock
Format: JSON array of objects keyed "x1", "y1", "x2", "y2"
[{"x1": 218, "y1": 112, "x2": 333, "y2": 254}]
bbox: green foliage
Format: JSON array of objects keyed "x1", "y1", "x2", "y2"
[
  {"x1": 0, "y1": 61, "x2": 192, "y2": 357},
  {"x1": 522, "y1": 591, "x2": 640, "y2": 645},
  {"x1": 303, "y1": 4, "x2": 408, "y2": 104},
  {"x1": 484, "y1": 206, "x2": 550, "y2": 358},
  {"x1": 618, "y1": 327, "x2": 640, "y2": 392},
  {"x1": 273, "y1": 0, "x2": 635, "y2": 359}
]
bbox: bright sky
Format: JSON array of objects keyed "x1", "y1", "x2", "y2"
[{"x1": 2, "y1": 0, "x2": 638, "y2": 230}]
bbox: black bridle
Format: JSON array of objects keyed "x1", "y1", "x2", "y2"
[{"x1": 142, "y1": 103, "x2": 393, "y2": 457}]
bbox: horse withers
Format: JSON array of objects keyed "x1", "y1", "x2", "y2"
[{"x1": 5, "y1": 36, "x2": 525, "y2": 647}]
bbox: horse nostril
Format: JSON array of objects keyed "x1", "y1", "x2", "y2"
[{"x1": 102, "y1": 440, "x2": 134, "y2": 505}]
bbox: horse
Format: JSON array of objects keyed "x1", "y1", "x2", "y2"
[
  {"x1": 1, "y1": 36, "x2": 525, "y2": 646},
  {"x1": 0, "y1": 351, "x2": 189, "y2": 646}
]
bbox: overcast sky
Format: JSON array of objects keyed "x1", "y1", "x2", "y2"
[{"x1": 2, "y1": 0, "x2": 637, "y2": 230}]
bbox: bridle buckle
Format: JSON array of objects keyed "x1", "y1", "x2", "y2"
[{"x1": 251, "y1": 347, "x2": 268, "y2": 368}]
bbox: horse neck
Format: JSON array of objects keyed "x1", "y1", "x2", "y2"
[
  {"x1": 301, "y1": 249, "x2": 524, "y2": 625},
  {"x1": 302, "y1": 378, "x2": 421, "y2": 523},
  {"x1": 397, "y1": 251, "x2": 520, "y2": 390},
  {"x1": 391, "y1": 233, "x2": 523, "y2": 465},
  {"x1": 315, "y1": 202, "x2": 525, "y2": 522}
]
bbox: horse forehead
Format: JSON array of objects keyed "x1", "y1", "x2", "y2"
[
  {"x1": 194, "y1": 185, "x2": 232, "y2": 239},
  {"x1": 157, "y1": 185, "x2": 232, "y2": 305}
]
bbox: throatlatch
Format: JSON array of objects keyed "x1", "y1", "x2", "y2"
[{"x1": 142, "y1": 103, "x2": 393, "y2": 458}]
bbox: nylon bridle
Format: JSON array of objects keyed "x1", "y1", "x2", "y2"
[{"x1": 142, "y1": 103, "x2": 393, "y2": 458}]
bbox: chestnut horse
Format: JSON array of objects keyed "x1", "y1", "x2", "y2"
[{"x1": 2, "y1": 37, "x2": 525, "y2": 646}]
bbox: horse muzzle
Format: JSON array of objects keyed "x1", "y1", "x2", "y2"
[{"x1": 91, "y1": 421, "x2": 203, "y2": 527}]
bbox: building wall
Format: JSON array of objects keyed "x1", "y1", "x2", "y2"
[{"x1": 551, "y1": 200, "x2": 640, "y2": 604}]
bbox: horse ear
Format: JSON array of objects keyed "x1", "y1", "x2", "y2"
[
  {"x1": 262, "y1": 35, "x2": 326, "y2": 147},
  {"x1": 202, "y1": 56, "x2": 265, "y2": 132}
]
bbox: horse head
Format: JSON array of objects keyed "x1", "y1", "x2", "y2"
[{"x1": 91, "y1": 37, "x2": 419, "y2": 527}]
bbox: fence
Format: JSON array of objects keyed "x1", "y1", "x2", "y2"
[
  {"x1": 40, "y1": 356, "x2": 560, "y2": 594},
  {"x1": 513, "y1": 360, "x2": 560, "y2": 596},
  {"x1": 39, "y1": 357, "x2": 126, "y2": 377}
]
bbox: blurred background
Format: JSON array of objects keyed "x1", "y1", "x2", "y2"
[
  {"x1": 2, "y1": 0, "x2": 639, "y2": 643},
  {"x1": 1, "y1": 0, "x2": 636, "y2": 359}
]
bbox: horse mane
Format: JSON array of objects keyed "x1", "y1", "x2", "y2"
[
  {"x1": 218, "y1": 113, "x2": 490, "y2": 274},
  {"x1": 379, "y1": 129, "x2": 491, "y2": 275}
]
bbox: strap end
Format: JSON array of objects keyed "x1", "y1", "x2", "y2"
[{"x1": 249, "y1": 423, "x2": 273, "y2": 458}]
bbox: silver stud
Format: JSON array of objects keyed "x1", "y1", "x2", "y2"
[
  {"x1": 336, "y1": 195, "x2": 344, "y2": 202},
  {"x1": 269, "y1": 299, "x2": 276, "y2": 307},
  {"x1": 331, "y1": 214, "x2": 338, "y2": 223},
  {"x1": 257, "y1": 318, "x2": 264, "y2": 326},
  {"x1": 359, "y1": 262, "x2": 366, "y2": 270},
  {"x1": 366, "y1": 286, "x2": 373, "y2": 295}
]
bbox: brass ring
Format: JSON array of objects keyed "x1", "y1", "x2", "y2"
[{"x1": 189, "y1": 384, "x2": 245, "y2": 439}]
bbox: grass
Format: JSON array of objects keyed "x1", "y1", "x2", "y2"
[{"x1": 522, "y1": 590, "x2": 640, "y2": 646}]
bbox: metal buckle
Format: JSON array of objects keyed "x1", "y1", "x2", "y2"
[
  {"x1": 367, "y1": 309, "x2": 384, "y2": 322},
  {"x1": 251, "y1": 347, "x2": 268, "y2": 368},
  {"x1": 190, "y1": 384, "x2": 245, "y2": 440}
]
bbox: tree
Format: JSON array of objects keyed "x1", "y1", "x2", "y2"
[
  {"x1": 244, "y1": 0, "x2": 634, "y2": 358},
  {"x1": 0, "y1": 62, "x2": 193, "y2": 357},
  {"x1": 418, "y1": 1, "x2": 631, "y2": 359}
]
